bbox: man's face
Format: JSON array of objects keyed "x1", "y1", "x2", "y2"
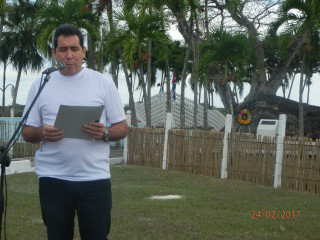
[{"x1": 52, "y1": 35, "x2": 86, "y2": 76}]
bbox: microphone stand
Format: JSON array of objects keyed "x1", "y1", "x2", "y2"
[{"x1": 0, "y1": 73, "x2": 51, "y2": 239}]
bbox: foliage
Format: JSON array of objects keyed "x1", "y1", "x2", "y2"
[
  {"x1": 36, "y1": 0, "x2": 99, "y2": 58},
  {"x1": 197, "y1": 28, "x2": 255, "y2": 86},
  {"x1": 3, "y1": 0, "x2": 44, "y2": 73},
  {"x1": 113, "y1": 8, "x2": 170, "y2": 69}
]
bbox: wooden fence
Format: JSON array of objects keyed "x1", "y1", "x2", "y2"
[
  {"x1": 127, "y1": 127, "x2": 320, "y2": 195},
  {"x1": 168, "y1": 129, "x2": 224, "y2": 178},
  {"x1": 228, "y1": 133, "x2": 276, "y2": 187},
  {"x1": 0, "y1": 121, "x2": 124, "y2": 159},
  {"x1": 127, "y1": 128, "x2": 165, "y2": 168},
  {"x1": 0, "y1": 141, "x2": 41, "y2": 159}
]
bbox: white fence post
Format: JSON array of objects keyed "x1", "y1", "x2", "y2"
[
  {"x1": 123, "y1": 110, "x2": 132, "y2": 164},
  {"x1": 162, "y1": 112, "x2": 172, "y2": 170},
  {"x1": 274, "y1": 114, "x2": 287, "y2": 188},
  {"x1": 9, "y1": 108, "x2": 14, "y2": 157},
  {"x1": 221, "y1": 114, "x2": 232, "y2": 179}
]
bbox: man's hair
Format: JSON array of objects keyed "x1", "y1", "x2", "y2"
[{"x1": 53, "y1": 23, "x2": 84, "y2": 49}]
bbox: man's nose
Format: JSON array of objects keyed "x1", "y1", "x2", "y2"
[{"x1": 66, "y1": 49, "x2": 73, "y2": 58}]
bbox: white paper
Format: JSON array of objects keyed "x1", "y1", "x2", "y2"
[{"x1": 54, "y1": 105, "x2": 104, "y2": 140}]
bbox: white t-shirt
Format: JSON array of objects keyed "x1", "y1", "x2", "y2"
[{"x1": 23, "y1": 68, "x2": 126, "y2": 181}]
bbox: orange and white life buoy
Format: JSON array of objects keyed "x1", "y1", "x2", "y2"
[{"x1": 237, "y1": 109, "x2": 252, "y2": 125}]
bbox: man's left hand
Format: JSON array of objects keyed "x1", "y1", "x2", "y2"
[{"x1": 82, "y1": 122, "x2": 106, "y2": 141}]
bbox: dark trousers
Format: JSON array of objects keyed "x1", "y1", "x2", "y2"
[{"x1": 39, "y1": 177, "x2": 112, "y2": 240}]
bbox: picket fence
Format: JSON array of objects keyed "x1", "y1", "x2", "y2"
[{"x1": 127, "y1": 127, "x2": 320, "y2": 195}]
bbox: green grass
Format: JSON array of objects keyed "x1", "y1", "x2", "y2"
[{"x1": 3, "y1": 165, "x2": 320, "y2": 240}]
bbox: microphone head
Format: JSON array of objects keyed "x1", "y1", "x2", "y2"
[{"x1": 57, "y1": 62, "x2": 66, "y2": 71}]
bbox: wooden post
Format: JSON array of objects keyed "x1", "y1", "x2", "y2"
[
  {"x1": 274, "y1": 114, "x2": 287, "y2": 188},
  {"x1": 221, "y1": 114, "x2": 232, "y2": 179},
  {"x1": 162, "y1": 112, "x2": 172, "y2": 170},
  {"x1": 123, "y1": 110, "x2": 132, "y2": 164}
]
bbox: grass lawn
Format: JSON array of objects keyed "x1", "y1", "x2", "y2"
[{"x1": 4, "y1": 164, "x2": 320, "y2": 240}]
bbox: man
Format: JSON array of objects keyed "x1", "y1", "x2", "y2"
[{"x1": 22, "y1": 23, "x2": 128, "y2": 240}]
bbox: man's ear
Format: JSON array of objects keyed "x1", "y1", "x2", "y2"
[{"x1": 52, "y1": 48, "x2": 56, "y2": 57}]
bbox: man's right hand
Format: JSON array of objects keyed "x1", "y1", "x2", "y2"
[
  {"x1": 22, "y1": 125, "x2": 64, "y2": 144},
  {"x1": 42, "y1": 124, "x2": 64, "y2": 142}
]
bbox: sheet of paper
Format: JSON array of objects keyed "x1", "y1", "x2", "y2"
[{"x1": 54, "y1": 105, "x2": 104, "y2": 140}]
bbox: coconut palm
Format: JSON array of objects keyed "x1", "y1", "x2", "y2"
[
  {"x1": 198, "y1": 29, "x2": 254, "y2": 117},
  {"x1": 273, "y1": 0, "x2": 320, "y2": 136},
  {"x1": 2, "y1": 0, "x2": 44, "y2": 115},
  {"x1": 0, "y1": 0, "x2": 5, "y2": 36},
  {"x1": 0, "y1": 34, "x2": 13, "y2": 116},
  {"x1": 114, "y1": 8, "x2": 169, "y2": 127},
  {"x1": 36, "y1": 0, "x2": 99, "y2": 67},
  {"x1": 102, "y1": 27, "x2": 138, "y2": 126}
]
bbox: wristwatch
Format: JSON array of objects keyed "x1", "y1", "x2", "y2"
[{"x1": 103, "y1": 129, "x2": 110, "y2": 142}]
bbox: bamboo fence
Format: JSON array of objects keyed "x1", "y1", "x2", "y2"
[
  {"x1": 281, "y1": 137, "x2": 320, "y2": 194},
  {"x1": 167, "y1": 129, "x2": 224, "y2": 178},
  {"x1": 0, "y1": 140, "x2": 41, "y2": 159},
  {"x1": 228, "y1": 133, "x2": 276, "y2": 186},
  {"x1": 127, "y1": 127, "x2": 165, "y2": 168},
  {"x1": 127, "y1": 128, "x2": 320, "y2": 195},
  {"x1": 2, "y1": 123, "x2": 320, "y2": 195}
]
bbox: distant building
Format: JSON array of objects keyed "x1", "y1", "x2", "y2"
[{"x1": 135, "y1": 92, "x2": 225, "y2": 130}]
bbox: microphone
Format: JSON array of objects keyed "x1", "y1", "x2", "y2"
[{"x1": 42, "y1": 62, "x2": 65, "y2": 74}]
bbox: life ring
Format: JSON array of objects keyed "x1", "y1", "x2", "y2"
[{"x1": 237, "y1": 109, "x2": 252, "y2": 125}]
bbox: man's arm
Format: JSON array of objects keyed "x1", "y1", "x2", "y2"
[
  {"x1": 82, "y1": 120, "x2": 128, "y2": 141},
  {"x1": 22, "y1": 125, "x2": 64, "y2": 144}
]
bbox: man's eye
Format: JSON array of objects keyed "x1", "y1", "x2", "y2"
[{"x1": 71, "y1": 47, "x2": 79, "y2": 51}]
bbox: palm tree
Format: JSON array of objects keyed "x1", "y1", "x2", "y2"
[
  {"x1": 198, "y1": 29, "x2": 253, "y2": 118},
  {"x1": 273, "y1": 0, "x2": 320, "y2": 136},
  {"x1": 0, "y1": 0, "x2": 5, "y2": 36},
  {"x1": 0, "y1": 34, "x2": 13, "y2": 116},
  {"x1": 36, "y1": 0, "x2": 99, "y2": 67},
  {"x1": 2, "y1": 0, "x2": 44, "y2": 115},
  {"x1": 114, "y1": 8, "x2": 169, "y2": 127},
  {"x1": 104, "y1": 0, "x2": 118, "y2": 86},
  {"x1": 102, "y1": 27, "x2": 138, "y2": 126}
]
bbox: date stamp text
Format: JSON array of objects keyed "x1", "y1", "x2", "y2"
[{"x1": 251, "y1": 210, "x2": 301, "y2": 220}]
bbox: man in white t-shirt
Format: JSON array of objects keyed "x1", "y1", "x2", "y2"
[{"x1": 22, "y1": 23, "x2": 128, "y2": 240}]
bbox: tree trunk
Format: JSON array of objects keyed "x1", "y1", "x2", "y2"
[
  {"x1": 87, "y1": 34, "x2": 96, "y2": 70},
  {"x1": 140, "y1": 65, "x2": 150, "y2": 127},
  {"x1": 119, "y1": 48, "x2": 138, "y2": 126},
  {"x1": 191, "y1": 10, "x2": 200, "y2": 129},
  {"x1": 203, "y1": 81, "x2": 208, "y2": 128},
  {"x1": 106, "y1": 0, "x2": 118, "y2": 87},
  {"x1": 299, "y1": 53, "x2": 305, "y2": 137},
  {"x1": 233, "y1": 84, "x2": 239, "y2": 104},
  {"x1": 198, "y1": 84, "x2": 202, "y2": 104},
  {"x1": 12, "y1": 66, "x2": 22, "y2": 116},
  {"x1": 193, "y1": 80, "x2": 198, "y2": 129},
  {"x1": 2, "y1": 61, "x2": 7, "y2": 116},
  {"x1": 180, "y1": 46, "x2": 190, "y2": 129},
  {"x1": 165, "y1": 58, "x2": 171, "y2": 113},
  {"x1": 287, "y1": 73, "x2": 296, "y2": 99},
  {"x1": 307, "y1": 78, "x2": 310, "y2": 104},
  {"x1": 226, "y1": 2, "x2": 307, "y2": 104},
  {"x1": 146, "y1": 39, "x2": 152, "y2": 127}
]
